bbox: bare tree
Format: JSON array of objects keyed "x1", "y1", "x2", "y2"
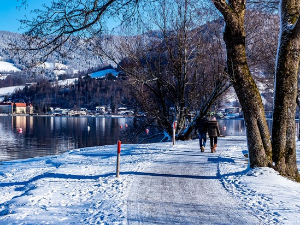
[
  {"x1": 15, "y1": 0, "x2": 144, "y2": 64},
  {"x1": 113, "y1": 0, "x2": 230, "y2": 139},
  {"x1": 245, "y1": 10, "x2": 279, "y2": 112}
]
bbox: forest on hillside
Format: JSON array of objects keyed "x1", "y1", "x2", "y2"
[{"x1": 7, "y1": 74, "x2": 136, "y2": 113}]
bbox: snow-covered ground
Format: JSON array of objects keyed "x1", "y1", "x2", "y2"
[
  {"x1": 0, "y1": 79, "x2": 77, "y2": 99},
  {"x1": 0, "y1": 136, "x2": 299, "y2": 224},
  {"x1": 0, "y1": 85, "x2": 24, "y2": 96},
  {"x1": 39, "y1": 62, "x2": 68, "y2": 70},
  {"x1": 0, "y1": 61, "x2": 20, "y2": 72},
  {"x1": 54, "y1": 78, "x2": 78, "y2": 86}
]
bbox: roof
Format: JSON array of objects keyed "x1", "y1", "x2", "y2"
[
  {"x1": 14, "y1": 103, "x2": 26, "y2": 107},
  {"x1": 0, "y1": 102, "x2": 33, "y2": 107}
]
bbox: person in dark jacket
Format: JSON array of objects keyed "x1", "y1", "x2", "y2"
[
  {"x1": 195, "y1": 116, "x2": 208, "y2": 152},
  {"x1": 207, "y1": 117, "x2": 220, "y2": 153}
]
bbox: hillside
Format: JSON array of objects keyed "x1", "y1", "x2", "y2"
[
  {"x1": 0, "y1": 13, "x2": 280, "y2": 113},
  {"x1": 0, "y1": 31, "x2": 112, "y2": 79},
  {"x1": 0, "y1": 60, "x2": 20, "y2": 73}
]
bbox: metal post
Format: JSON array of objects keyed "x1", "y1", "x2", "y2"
[{"x1": 116, "y1": 140, "x2": 121, "y2": 178}]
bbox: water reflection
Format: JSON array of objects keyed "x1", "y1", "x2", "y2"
[
  {"x1": 218, "y1": 119, "x2": 246, "y2": 136},
  {"x1": 0, "y1": 115, "x2": 153, "y2": 162},
  {"x1": 0, "y1": 116, "x2": 286, "y2": 162},
  {"x1": 219, "y1": 119, "x2": 300, "y2": 136}
]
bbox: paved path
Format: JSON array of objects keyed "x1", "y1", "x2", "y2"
[{"x1": 127, "y1": 141, "x2": 260, "y2": 224}]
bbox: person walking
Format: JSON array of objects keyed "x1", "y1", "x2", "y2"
[
  {"x1": 207, "y1": 117, "x2": 220, "y2": 153},
  {"x1": 195, "y1": 116, "x2": 208, "y2": 152}
]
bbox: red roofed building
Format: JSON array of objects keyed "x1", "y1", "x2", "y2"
[
  {"x1": 14, "y1": 103, "x2": 27, "y2": 114},
  {"x1": 13, "y1": 103, "x2": 33, "y2": 114},
  {"x1": 0, "y1": 103, "x2": 33, "y2": 114}
]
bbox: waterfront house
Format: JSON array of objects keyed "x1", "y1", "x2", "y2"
[
  {"x1": 14, "y1": 103, "x2": 33, "y2": 114},
  {"x1": 0, "y1": 103, "x2": 33, "y2": 114}
]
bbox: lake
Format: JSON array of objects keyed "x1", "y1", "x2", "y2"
[
  {"x1": 0, "y1": 115, "x2": 156, "y2": 162},
  {"x1": 0, "y1": 116, "x2": 286, "y2": 162}
]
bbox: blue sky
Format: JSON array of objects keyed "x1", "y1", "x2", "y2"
[
  {"x1": 0, "y1": 1, "x2": 120, "y2": 33},
  {"x1": 0, "y1": 1, "x2": 53, "y2": 33}
]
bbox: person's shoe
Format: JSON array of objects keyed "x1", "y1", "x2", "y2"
[
  {"x1": 211, "y1": 147, "x2": 214, "y2": 153},
  {"x1": 201, "y1": 146, "x2": 205, "y2": 152},
  {"x1": 213, "y1": 144, "x2": 217, "y2": 152}
]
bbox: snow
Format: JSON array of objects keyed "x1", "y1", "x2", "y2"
[
  {"x1": 90, "y1": 69, "x2": 120, "y2": 78},
  {"x1": 39, "y1": 62, "x2": 68, "y2": 70},
  {"x1": 0, "y1": 75, "x2": 7, "y2": 80},
  {"x1": 54, "y1": 78, "x2": 78, "y2": 86},
  {"x1": 0, "y1": 136, "x2": 300, "y2": 224},
  {"x1": 53, "y1": 70, "x2": 66, "y2": 76},
  {"x1": 219, "y1": 137, "x2": 300, "y2": 224},
  {"x1": 0, "y1": 85, "x2": 24, "y2": 96},
  {"x1": 0, "y1": 61, "x2": 20, "y2": 72},
  {"x1": 38, "y1": 62, "x2": 69, "y2": 77}
]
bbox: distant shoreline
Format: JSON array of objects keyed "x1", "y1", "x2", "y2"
[{"x1": 0, "y1": 113, "x2": 137, "y2": 118}]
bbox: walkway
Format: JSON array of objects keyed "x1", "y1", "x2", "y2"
[{"x1": 127, "y1": 141, "x2": 260, "y2": 224}]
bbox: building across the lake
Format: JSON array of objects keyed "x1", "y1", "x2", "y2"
[
  {"x1": 0, "y1": 103, "x2": 12, "y2": 114},
  {"x1": 0, "y1": 102, "x2": 33, "y2": 114}
]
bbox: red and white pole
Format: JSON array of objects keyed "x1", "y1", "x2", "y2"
[
  {"x1": 116, "y1": 140, "x2": 121, "y2": 178},
  {"x1": 173, "y1": 121, "x2": 177, "y2": 146}
]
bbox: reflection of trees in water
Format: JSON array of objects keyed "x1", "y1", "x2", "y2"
[
  {"x1": 3, "y1": 116, "x2": 275, "y2": 162},
  {"x1": 121, "y1": 117, "x2": 165, "y2": 144},
  {"x1": 2, "y1": 116, "x2": 141, "y2": 161},
  {"x1": 218, "y1": 120, "x2": 246, "y2": 136},
  {"x1": 218, "y1": 119, "x2": 278, "y2": 136}
]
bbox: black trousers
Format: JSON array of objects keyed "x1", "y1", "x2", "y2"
[{"x1": 209, "y1": 136, "x2": 217, "y2": 148}]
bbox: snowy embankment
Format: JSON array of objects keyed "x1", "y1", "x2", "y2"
[
  {"x1": 219, "y1": 137, "x2": 300, "y2": 224},
  {"x1": 0, "y1": 137, "x2": 299, "y2": 224},
  {"x1": 0, "y1": 143, "x2": 166, "y2": 224}
]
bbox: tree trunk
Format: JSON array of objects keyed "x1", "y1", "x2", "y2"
[
  {"x1": 212, "y1": 0, "x2": 273, "y2": 167},
  {"x1": 272, "y1": 0, "x2": 300, "y2": 178}
]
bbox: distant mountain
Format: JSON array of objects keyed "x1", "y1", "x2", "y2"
[{"x1": 0, "y1": 31, "x2": 113, "y2": 80}]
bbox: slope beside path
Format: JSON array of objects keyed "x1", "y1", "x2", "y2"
[{"x1": 127, "y1": 141, "x2": 260, "y2": 224}]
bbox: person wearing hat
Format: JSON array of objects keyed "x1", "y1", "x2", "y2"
[{"x1": 207, "y1": 117, "x2": 220, "y2": 153}]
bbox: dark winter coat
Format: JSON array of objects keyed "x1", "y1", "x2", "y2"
[
  {"x1": 195, "y1": 117, "x2": 208, "y2": 133},
  {"x1": 207, "y1": 120, "x2": 220, "y2": 137}
]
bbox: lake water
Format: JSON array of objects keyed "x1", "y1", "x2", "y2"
[
  {"x1": 0, "y1": 115, "x2": 156, "y2": 162},
  {"x1": 0, "y1": 116, "x2": 280, "y2": 162},
  {"x1": 218, "y1": 119, "x2": 246, "y2": 136}
]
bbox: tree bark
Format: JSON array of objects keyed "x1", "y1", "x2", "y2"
[
  {"x1": 212, "y1": 0, "x2": 272, "y2": 167},
  {"x1": 272, "y1": 0, "x2": 300, "y2": 178}
]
